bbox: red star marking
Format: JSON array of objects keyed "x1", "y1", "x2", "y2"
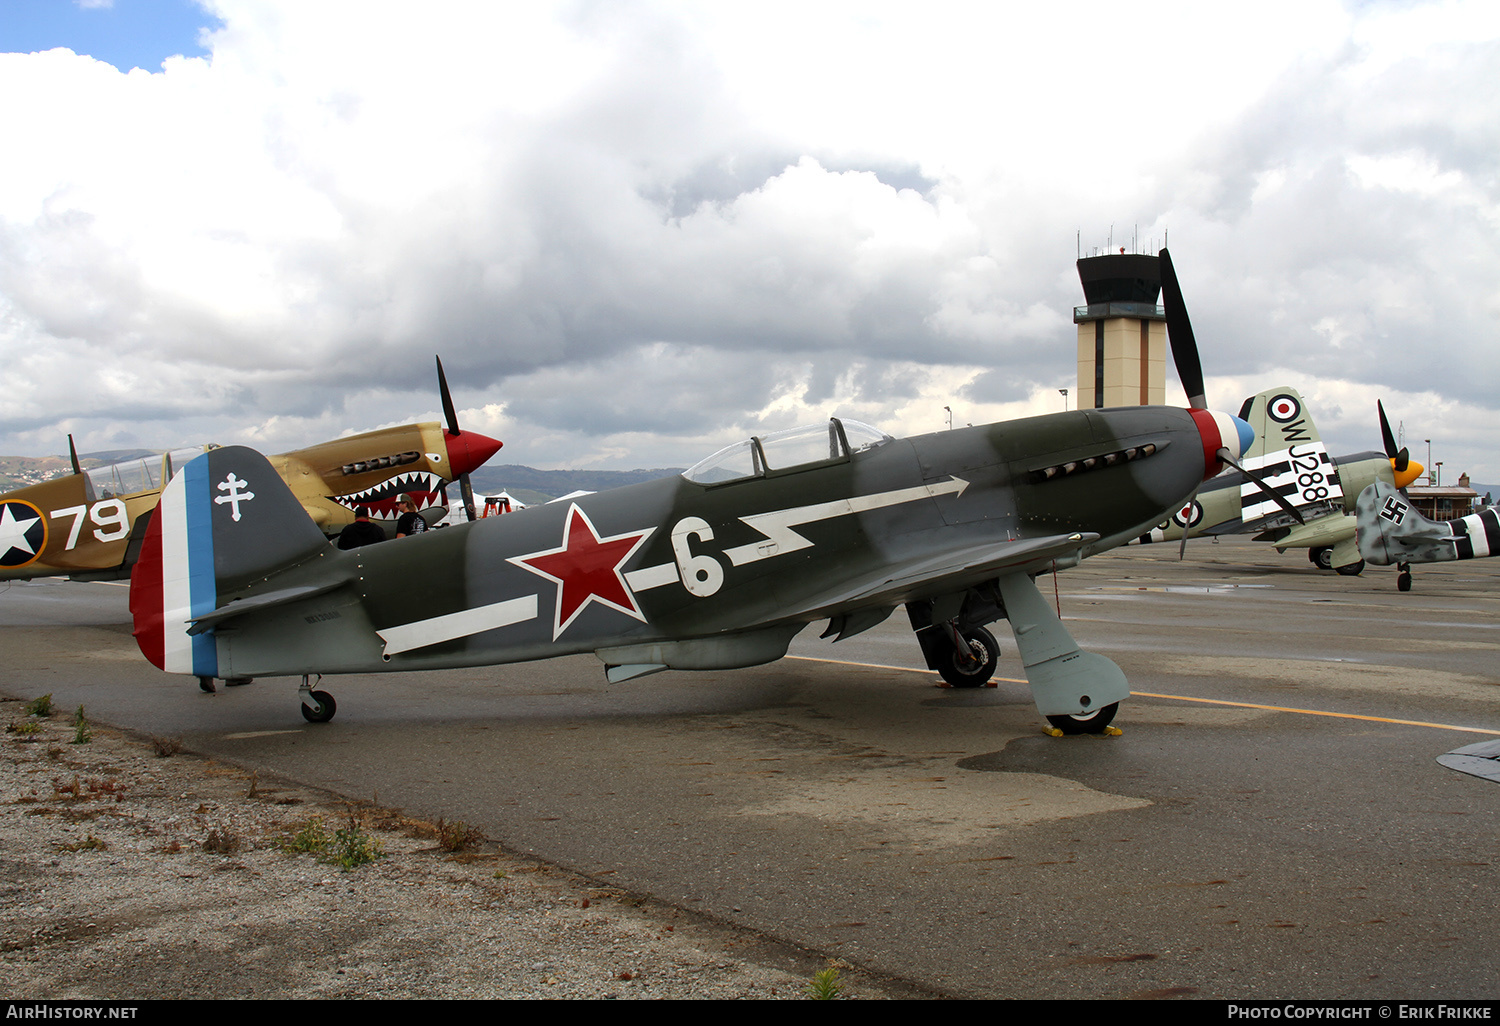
[{"x1": 509, "y1": 505, "x2": 653, "y2": 639}]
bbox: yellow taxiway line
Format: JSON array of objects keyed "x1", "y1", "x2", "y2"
[{"x1": 786, "y1": 655, "x2": 1500, "y2": 736}]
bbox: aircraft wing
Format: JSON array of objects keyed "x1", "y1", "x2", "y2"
[
  {"x1": 1437, "y1": 739, "x2": 1500, "y2": 784},
  {"x1": 758, "y1": 531, "x2": 1100, "y2": 627}
]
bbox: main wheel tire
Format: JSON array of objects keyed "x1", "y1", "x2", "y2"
[
  {"x1": 1397, "y1": 571, "x2": 1412, "y2": 592},
  {"x1": 1310, "y1": 547, "x2": 1333, "y2": 570},
  {"x1": 300, "y1": 690, "x2": 337, "y2": 723},
  {"x1": 938, "y1": 626, "x2": 998, "y2": 688},
  {"x1": 1335, "y1": 560, "x2": 1365, "y2": 577},
  {"x1": 1046, "y1": 702, "x2": 1119, "y2": 735}
]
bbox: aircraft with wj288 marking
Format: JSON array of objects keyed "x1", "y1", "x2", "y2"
[
  {"x1": 1139, "y1": 386, "x2": 1423, "y2": 579},
  {"x1": 129, "y1": 250, "x2": 1302, "y2": 734},
  {"x1": 0, "y1": 360, "x2": 501, "y2": 583}
]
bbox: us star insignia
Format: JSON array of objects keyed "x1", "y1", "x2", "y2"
[{"x1": 0, "y1": 500, "x2": 46, "y2": 568}]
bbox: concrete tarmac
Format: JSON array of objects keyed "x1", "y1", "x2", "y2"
[{"x1": 2, "y1": 537, "x2": 1497, "y2": 1000}]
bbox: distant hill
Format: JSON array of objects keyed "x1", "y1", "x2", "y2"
[
  {"x1": 0, "y1": 450, "x2": 161, "y2": 490},
  {"x1": 466, "y1": 464, "x2": 683, "y2": 503}
]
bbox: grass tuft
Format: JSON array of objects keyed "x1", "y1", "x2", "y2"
[
  {"x1": 281, "y1": 814, "x2": 385, "y2": 871},
  {"x1": 23, "y1": 694, "x2": 53, "y2": 717},
  {"x1": 436, "y1": 817, "x2": 483, "y2": 853},
  {"x1": 806, "y1": 966, "x2": 844, "y2": 1000},
  {"x1": 58, "y1": 834, "x2": 107, "y2": 853},
  {"x1": 70, "y1": 705, "x2": 91, "y2": 745}
]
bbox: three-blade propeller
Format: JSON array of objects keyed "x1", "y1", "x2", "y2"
[
  {"x1": 1158, "y1": 249, "x2": 1305, "y2": 559},
  {"x1": 1376, "y1": 400, "x2": 1424, "y2": 490},
  {"x1": 1378, "y1": 400, "x2": 1409, "y2": 474}
]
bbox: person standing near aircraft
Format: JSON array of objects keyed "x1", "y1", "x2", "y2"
[
  {"x1": 395, "y1": 494, "x2": 428, "y2": 538},
  {"x1": 336, "y1": 507, "x2": 385, "y2": 550}
]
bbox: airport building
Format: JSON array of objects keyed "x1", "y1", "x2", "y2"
[
  {"x1": 1073, "y1": 251, "x2": 1167, "y2": 409},
  {"x1": 1405, "y1": 472, "x2": 1480, "y2": 522}
]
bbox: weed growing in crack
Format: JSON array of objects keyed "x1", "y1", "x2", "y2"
[{"x1": 70, "y1": 705, "x2": 91, "y2": 745}]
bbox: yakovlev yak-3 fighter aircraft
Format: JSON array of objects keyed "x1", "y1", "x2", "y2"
[
  {"x1": 0, "y1": 361, "x2": 501, "y2": 582},
  {"x1": 129, "y1": 251, "x2": 1296, "y2": 734}
]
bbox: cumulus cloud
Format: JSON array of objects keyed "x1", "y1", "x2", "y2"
[{"x1": 0, "y1": 0, "x2": 1495, "y2": 482}]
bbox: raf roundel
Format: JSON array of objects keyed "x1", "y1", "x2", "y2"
[
  {"x1": 1267, "y1": 394, "x2": 1302, "y2": 423},
  {"x1": 1172, "y1": 500, "x2": 1205, "y2": 530},
  {"x1": 0, "y1": 500, "x2": 47, "y2": 568}
]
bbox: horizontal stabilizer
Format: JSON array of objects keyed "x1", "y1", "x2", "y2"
[{"x1": 186, "y1": 579, "x2": 350, "y2": 635}]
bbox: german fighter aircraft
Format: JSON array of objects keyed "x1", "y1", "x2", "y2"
[
  {"x1": 0, "y1": 361, "x2": 501, "y2": 582},
  {"x1": 130, "y1": 250, "x2": 1293, "y2": 734},
  {"x1": 1140, "y1": 386, "x2": 1423, "y2": 576},
  {"x1": 1356, "y1": 402, "x2": 1496, "y2": 588}
]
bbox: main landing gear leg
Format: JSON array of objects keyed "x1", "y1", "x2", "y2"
[
  {"x1": 298, "y1": 675, "x2": 337, "y2": 723},
  {"x1": 994, "y1": 572, "x2": 1128, "y2": 736},
  {"x1": 906, "y1": 597, "x2": 1001, "y2": 689}
]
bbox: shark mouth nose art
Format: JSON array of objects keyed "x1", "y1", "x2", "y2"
[{"x1": 332, "y1": 471, "x2": 446, "y2": 515}]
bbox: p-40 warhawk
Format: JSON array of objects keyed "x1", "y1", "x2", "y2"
[
  {"x1": 0, "y1": 360, "x2": 501, "y2": 582},
  {"x1": 130, "y1": 251, "x2": 1285, "y2": 734}
]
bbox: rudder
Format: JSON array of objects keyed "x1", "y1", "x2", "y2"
[{"x1": 131, "y1": 446, "x2": 330, "y2": 674}]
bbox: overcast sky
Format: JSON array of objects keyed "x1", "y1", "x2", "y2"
[{"x1": 1, "y1": 0, "x2": 1496, "y2": 484}]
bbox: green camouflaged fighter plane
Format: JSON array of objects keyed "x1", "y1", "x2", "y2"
[
  {"x1": 1138, "y1": 386, "x2": 1425, "y2": 578},
  {"x1": 130, "y1": 250, "x2": 1279, "y2": 734}
]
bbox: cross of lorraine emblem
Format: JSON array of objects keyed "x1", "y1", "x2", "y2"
[
  {"x1": 214, "y1": 473, "x2": 256, "y2": 522},
  {"x1": 1379, "y1": 496, "x2": 1408, "y2": 525}
]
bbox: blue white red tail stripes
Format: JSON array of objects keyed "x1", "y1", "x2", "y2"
[{"x1": 130, "y1": 452, "x2": 218, "y2": 676}]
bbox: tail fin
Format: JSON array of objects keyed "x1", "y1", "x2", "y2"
[
  {"x1": 1357, "y1": 481, "x2": 1499, "y2": 566},
  {"x1": 1235, "y1": 386, "x2": 1342, "y2": 524},
  {"x1": 130, "y1": 446, "x2": 329, "y2": 674}
]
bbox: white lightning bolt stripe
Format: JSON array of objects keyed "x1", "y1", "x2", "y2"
[
  {"x1": 623, "y1": 561, "x2": 680, "y2": 591},
  {"x1": 377, "y1": 595, "x2": 538, "y2": 657},
  {"x1": 723, "y1": 476, "x2": 969, "y2": 566}
]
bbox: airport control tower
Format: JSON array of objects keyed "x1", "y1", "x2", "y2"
[{"x1": 1073, "y1": 251, "x2": 1166, "y2": 408}]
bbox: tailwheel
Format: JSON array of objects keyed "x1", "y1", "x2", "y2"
[
  {"x1": 298, "y1": 674, "x2": 336, "y2": 723},
  {"x1": 1046, "y1": 702, "x2": 1119, "y2": 735},
  {"x1": 197, "y1": 676, "x2": 216, "y2": 694},
  {"x1": 938, "y1": 626, "x2": 998, "y2": 688},
  {"x1": 1397, "y1": 564, "x2": 1412, "y2": 592},
  {"x1": 300, "y1": 691, "x2": 336, "y2": 723}
]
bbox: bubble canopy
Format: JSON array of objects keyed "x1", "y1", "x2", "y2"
[{"x1": 683, "y1": 418, "x2": 892, "y2": 485}]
